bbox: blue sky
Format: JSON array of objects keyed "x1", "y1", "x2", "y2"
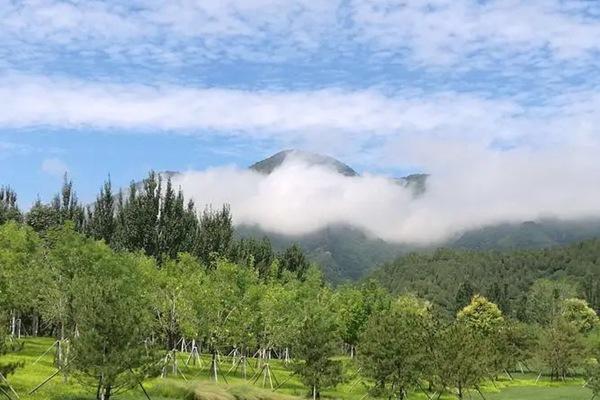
[{"x1": 1, "y1": 0, "x2": 600, "y2": 208}]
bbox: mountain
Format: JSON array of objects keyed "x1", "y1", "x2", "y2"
[
  {"x1": 451, "y1": 218, "x2": 600, "y2": 250},
  {"x1": 250, "y1": 149, "x2": 358, "y2": 177},
  {"x1": 139, "y1": 150, "x2": 600, "y2": 282},
  {"x1": 239, "y1": 150, "x2": 600, "y2": 281},
  {"x1": 236, "y1": 223, "x2": 410, "y2": 282}
]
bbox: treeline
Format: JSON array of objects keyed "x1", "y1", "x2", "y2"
[
  {"x1": 0, "y1": 174, "x2": 310, "y2": 280},
  {"x1": 3, "y1": 222, "x2": 600, "y2": 400},
  {"x1": 371, "y1": 242, "x2": 600, "y2": 317}
]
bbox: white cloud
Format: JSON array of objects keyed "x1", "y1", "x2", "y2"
[
  {"x1": 1, "y1": 0, "x2": 599, "y2": 68},
  {"x1": 173, "y1": 148, "x2": 600, "y2": 244},
  {"x1": 41, "y1": 157, "x2": 68, "y2": 177},
  {"x1": 349, "y1": 0, "x2": 600, "y2": 66},
  {"x1": 0, "y1": 74, "x2": 518, "y2": 137}
]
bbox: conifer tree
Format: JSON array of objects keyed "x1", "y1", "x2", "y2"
[
  {"x1": 86, "y1": 178, "x2": 115, "y2": 244},
  {"x1": 278, "y1": 243, "x2": 310, "y2": 280},
  {"x1": 195, "y1": 205, "x2": 233, "y2": 267},
  {"x1": 0, "y1": 187, "x2": 22, "y2": 224}
]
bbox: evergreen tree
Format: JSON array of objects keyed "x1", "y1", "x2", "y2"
[
  {"x1": 195, "y1": 204, "x2": 233, "y2": 267},
  {"x1": 359, "y1": 295, "x2": 432, "y2": 399},
  {"x1": 86, "y1": 178, "x2": 115, "y2": 244},
  {"x1": 69, "y1": 245, "x2": 160, "y2": 400},
  {"x1": 538, "y1": 318, "x2": 586, "y2": 380},
  {"x1": 435, "y1": 322, "x2": 493, "y2": 399},
  {"x1": 0, "y1": 187, "x2": 22, "y2": 224},
  {"x1": 279, "y1": 243, "x2": 310, "y2": 280},
  {"x1": 292, "y1": 299, "x2": 343, "y2": 399},
  {"x1": 455, "y1": 281, "x2": 475, "y2": 313},
  {"x1": 54, "y1": 174, "x2": 85, "y2": 230},
  {"x1": 26, "y1": 198, "x2": 60, "y2": 233}
]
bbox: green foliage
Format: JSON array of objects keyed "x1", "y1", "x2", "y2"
[
  {"x1": 278, "y1": 244, "x2": 310, "y2": 280},
  {"x1": 358, "y1": 295, "x2": 431, "y2": 399},
  {"x1": 69, "y1": 243, "x2": 160, "y2": 399},
  {"x1": 25, "y1": 176, "x2": 85, "y2": 233},
  {"x1": 0, "y1": 187, "x2": 21, "y2": 224},
  {"x1": 196, "y1": 205, "x2": 233, "y2": 267},
  {"x1": 291, "y1": 294, "x2": 343, "y2": 399},
  {"x1": 526, "y1": 279, "x2": 578, "y2": 325},
  {"x1": 86, "y1": 178, "x2": 116, "y2": 244},
  {"x1": 561, "y1": 298, "x2": 599, "y2": 334},
  {"x1": 435, "y1": 322, "x2": 494, "y2": 399},
  {"x1": 457, "y1": 295, "x2": 504, "y2": 335},
  {"x1": 373, "y1": 241, "x2": 600, "y2": 318},
  {"x1": 538, "y1": 318, "x2": 587, "y2": 381}
]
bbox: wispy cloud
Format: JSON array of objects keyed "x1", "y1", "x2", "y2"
[
  {"x1": 41, "y1": 157, "x2": 68, "y2": 177},
  {"x1": 2, "y1": 0, "x2": 599, "y2": 73}
]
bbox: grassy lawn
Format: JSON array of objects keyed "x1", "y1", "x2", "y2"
[{"x1": 0, "y1": 337, "x2": 594, "y2": 400}]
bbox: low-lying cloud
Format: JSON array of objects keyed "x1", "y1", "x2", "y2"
[{"x1": 173, "y1": 147, "x2": 600, "y2": 244}]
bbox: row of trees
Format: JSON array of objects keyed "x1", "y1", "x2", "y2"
[
  {"x1": 3, "y1": 219, "x2": 600, "y2": 399},
  {"x1": 0, "y1": 220, "x2": 388, "y2": 399},
  {"x1": 1, "y1": 174, "x2": 310, "y2": 279}
]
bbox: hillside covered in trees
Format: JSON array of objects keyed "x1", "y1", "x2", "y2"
[{"x1": 371, "y1": 240, "x2": 600, "y2": 317}]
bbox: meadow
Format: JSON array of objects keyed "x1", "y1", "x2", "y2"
[{"x1": 0, "y1": 337, "x2": 591, "y2": 400}]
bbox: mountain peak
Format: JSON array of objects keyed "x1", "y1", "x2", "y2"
[{"x1": 249, "y1": 149, "x2": 358, "y2": 177}]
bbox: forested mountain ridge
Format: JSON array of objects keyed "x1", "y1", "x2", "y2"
[{"x1": 371, "y1": 238, "x2": 600, "y2": 317}]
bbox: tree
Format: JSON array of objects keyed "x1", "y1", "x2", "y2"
[
  {"x1": 493, "y1": 321, "x2": 537, "y2": 377},
  {"x1": 435, "y1": 322, "x2": 493, "y2": 399},
  {"x1": 69, "y1": 245, "x2": 159, "y2": 400},
  {"x1": 538, "y1": 318, "x2": 586, "y2": 380},
  {"x1": 230, "y1": 237, "x2": 275, "y2": 280},
  {"x1": 26, "y1": 198, "x2": 60, "y2": 233},
  {"x1": 195, "y1": 205, "x2": 233, "y2": 267},
  {"x1": 561, "y1": 298, "x2": 599, "y2": 334},
  {"x1": 152, "y1": 254, "x2": 204, "y2": 350},
  {"x1": 526, "y1": 279, "x2": 578, "y2": 325},
  {"x1": 0, "y1": 187, "x2": 22, "y2": 224},
  {"x1": 0, "y1": 222, "x2": 43, "y2": 337},
  {"x1": 455, "y1": 281, "x2": 475, "y2": 313},
  {"x1": 292, "y1": 296, "x2": 343, "y2": 399},
  {"x1": 54, "y1": 174, "x2": 85, "y2": 230},
  {"x1": 86, "y1": 178, "x2": 115, "y2": 244},
  {"x1": 198, "y1": 260, "x2": 258, "y2": 382},
  {"x1": 157, "y1": 178, "x2": 198, "y2": 262},
  {"x1": 457, "y1": 295, "x2": 504, "y2": 335},
  {"x1": 25, "y1": 176, "x2": 85, "y2": 233},
  {"x1": 359, "y1": 295, "x2": 431, "y2": 399},
  {"x1": 278, "y1": 243, "x2": 310, "y2": 280}
]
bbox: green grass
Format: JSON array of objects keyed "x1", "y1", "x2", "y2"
[{"x1": 0, "y1": 337, "x2": 594, "y2": 400}]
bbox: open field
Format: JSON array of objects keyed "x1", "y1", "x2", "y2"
[{"x1": 0, "y1": 337, "x2": 592, "y2": 400}]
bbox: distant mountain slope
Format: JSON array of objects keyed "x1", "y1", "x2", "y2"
[
  {"x1": 236, "y1": 223, "x2": 408, "y2": 282},
  {"x1": 451, "y1": 218, "x2": 600, "y2": 250},
  {"x1": 250, "y1": 149, "x2": 358, "y2": 177}
]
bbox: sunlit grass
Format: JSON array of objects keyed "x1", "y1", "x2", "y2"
[{"x1": 0, "y1": 337, "x2": 594, "y2": 399}]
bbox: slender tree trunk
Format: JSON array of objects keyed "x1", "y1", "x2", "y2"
[
  {"x1": 10, "y1": 311, "x2": 15, "y2": 337},
  {"x1": 212, "y1": 350, "x2": 218, "y2": 383},
  {"x1": 32, "y1": 313, "x2": 39, "y2": 337}
]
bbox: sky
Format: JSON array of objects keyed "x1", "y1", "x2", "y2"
[{"x1": 1, "y1": 0, "x2": 600, "y2": 241}]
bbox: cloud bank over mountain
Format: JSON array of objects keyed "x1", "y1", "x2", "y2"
[{"x1": 173, "y1": 147, "x2": 600, "y2": 244}]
